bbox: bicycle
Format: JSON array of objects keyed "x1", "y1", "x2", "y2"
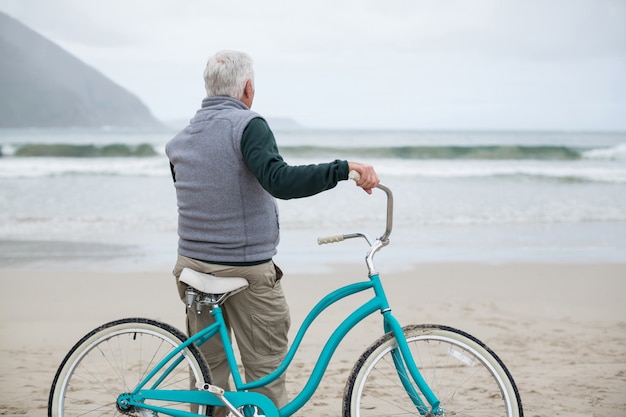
[{"x1": 48, "y1": 173, "x2": 523, "y2": 417}]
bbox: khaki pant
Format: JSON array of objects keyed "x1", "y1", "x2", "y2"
[{"x1": 173, "y1": 255, "x2": 290, "y2": 416}]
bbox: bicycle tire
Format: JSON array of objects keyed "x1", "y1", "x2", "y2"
[
  {"x1": 48, "y1": 317, "x2": 212, "y2": 417},
  {"x1": 343, "y1": 324, "x2": 523, "y2": 417}
]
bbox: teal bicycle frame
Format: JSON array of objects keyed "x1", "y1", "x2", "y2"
[{"x1": 120, "y1": 184, "x2": 443, "y2": 417}]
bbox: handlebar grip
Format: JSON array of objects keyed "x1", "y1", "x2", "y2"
[
  {"x1": 348, "y1": 170, "x2": 361, "y2": 182},
  {"x1": 317, "y1": 234, "x2": 345, "y2": 245}
]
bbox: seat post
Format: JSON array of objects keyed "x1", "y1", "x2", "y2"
[{"x1": 186, "y1": 286, "x2": 230, "y2": 314}]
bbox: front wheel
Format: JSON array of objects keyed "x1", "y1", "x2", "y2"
[
  {"x1": 48, "y1": 317, "x2": 212, "y2": 417},
  {"x1": 343, "y1": 324, "x2": 523, "y2": 417}
]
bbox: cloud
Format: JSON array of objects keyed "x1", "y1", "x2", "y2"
[
  {"x1": 1, "y1": 0, "x2": 131, "y2": 47},
  {"x1": 1, "y1": 0, "x2": 624, "y2": 130}
]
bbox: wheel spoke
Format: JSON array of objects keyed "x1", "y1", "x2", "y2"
[
  {"x1": 48, "y1": 318, "x2": 211, "y2": 417},
  {"x1": 344, "y1": 325, "x2": 522, "y2": 417}
]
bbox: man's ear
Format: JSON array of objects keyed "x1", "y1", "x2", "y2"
[{"x1": 244, "y1": 80, "x2": 254, "y2": 97}]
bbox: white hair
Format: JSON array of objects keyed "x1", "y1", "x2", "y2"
[{"x1": 203, "y1": 50, "x2": 254, "y2": 99}]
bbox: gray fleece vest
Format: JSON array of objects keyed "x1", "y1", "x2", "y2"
[{"x1": 165, "y1": 96, "x2": 279, "y2": 263}]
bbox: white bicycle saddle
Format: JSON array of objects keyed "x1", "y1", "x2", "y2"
[{"x1": 179, "y1": 268, "x2": 249, "y2": 295}]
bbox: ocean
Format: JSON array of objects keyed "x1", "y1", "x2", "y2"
[{"x1": 1, "y1": 128, "x2": 625, "y2": 273}]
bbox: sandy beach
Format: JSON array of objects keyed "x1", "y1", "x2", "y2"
[{"x1": 0, "y1": 261, "x2": 624, "y2": 416}]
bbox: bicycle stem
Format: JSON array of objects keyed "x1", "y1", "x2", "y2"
[{"x1": 318, "y1": 181, "x2": 394, "y2": 277}]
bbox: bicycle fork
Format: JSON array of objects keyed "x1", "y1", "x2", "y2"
[{"x1": 383, "y1": 312, "x2": 444, "y2": 416}]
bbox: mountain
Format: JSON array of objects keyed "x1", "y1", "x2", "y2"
[{"x1": 0, "y1": 12, "x2": 163, "y2": 129}]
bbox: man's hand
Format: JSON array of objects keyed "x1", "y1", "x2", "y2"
[{"x1": 348, "y1": 162, "x2": 380, "y2": 194}]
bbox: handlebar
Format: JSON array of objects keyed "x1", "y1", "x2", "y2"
[{"x1": 317, "y1": 170, "x2": 393, "y2": 276}]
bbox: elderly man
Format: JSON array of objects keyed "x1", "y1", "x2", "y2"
[{"x1": 165, "y1": 50, "x2": 378, "y2": 414}]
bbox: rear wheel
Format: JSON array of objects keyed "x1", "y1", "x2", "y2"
[
  {"x1": 48, "y1": 317, "x2": 212, "y2": 416},
  {"x1": 343, "y1": 324, "x2": 523, "y2": 417}
]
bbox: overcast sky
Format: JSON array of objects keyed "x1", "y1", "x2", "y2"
[{"x1": 2, "y1": 0, "x2": 625, "y2": 130}]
